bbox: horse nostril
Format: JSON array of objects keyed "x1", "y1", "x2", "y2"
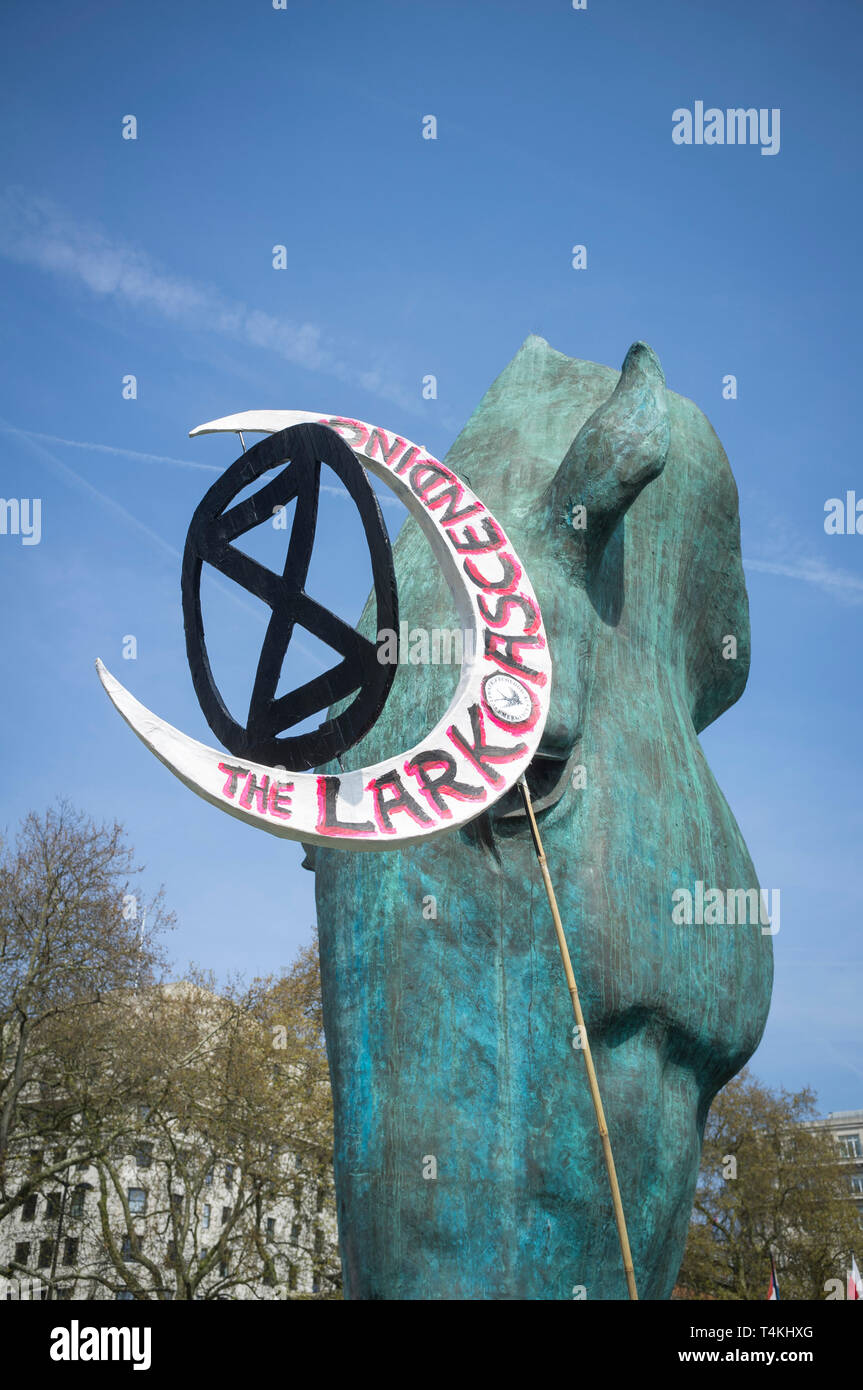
[
  {"x1": 526, "y1": 754, "x2": 567, "y2": 801},
  {"x1": 491, "y1": 748, "x2": 576, "y2": 822}
]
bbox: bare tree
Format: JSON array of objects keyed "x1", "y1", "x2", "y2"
[{"x1": 0, "y1": 803, "x2": 171, "y2": 1239}]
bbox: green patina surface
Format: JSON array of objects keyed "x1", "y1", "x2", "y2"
[{"x1": 312, "y1": 336, "x2": 773, "y2": 1300}]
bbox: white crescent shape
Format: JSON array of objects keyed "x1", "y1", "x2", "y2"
[{"x1": 97, "y1": 414, "x2": 552, "y2": 850}]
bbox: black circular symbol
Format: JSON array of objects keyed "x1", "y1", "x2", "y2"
[{"x1": 182, "y1": 423, "x2": 398, "y2": 771}]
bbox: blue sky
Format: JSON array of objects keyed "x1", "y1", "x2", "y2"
[{"x1": 0, "y1": 0, "x2": 860, "y2": 1114}]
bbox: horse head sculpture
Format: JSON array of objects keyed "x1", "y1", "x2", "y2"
[{"x1": 311, "y1": 335, "x2": 773, "y2": 1299}]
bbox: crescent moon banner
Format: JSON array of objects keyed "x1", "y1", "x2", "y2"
[{"x1": 97, "y1": 414, "x2": 552, "y2": 850}]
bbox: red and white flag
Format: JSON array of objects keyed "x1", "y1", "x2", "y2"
[
  {"x1": 849, "y1": 1255, "x2": 863, "y2": 1301},
  {"x1": 767, "y1": 1255, "x2": 780, "y2": 1301}
]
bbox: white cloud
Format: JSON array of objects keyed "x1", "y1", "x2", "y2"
[
  {"x1": 0, "y1": 187, "x2": 418, "y2": 414},
  {"x1": 743, "y1": 508, "x2": 863, "y2": 606},
  {"x1": 746, "y1": 556, "x2": 863, "y2": 606},
  {"x1": 10, "y1": 429, "x2": 222, "y2": 473},
  {"x1": 3, "y1": 418, "x2": 182, "y2": 564},
  {"x1": 3, "y1": 423, "x2": 405, "y2": 509}
]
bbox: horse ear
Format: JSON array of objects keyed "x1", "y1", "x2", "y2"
[{"x1": 548, "y1": 341, "x2": 669, "y2": 570}]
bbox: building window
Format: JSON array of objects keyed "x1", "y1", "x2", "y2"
[
  {"x1": 62, "y1": 1237, "x2": 79, "y2": 1266},
  {"x1": 46, "y1": 1193, "x2": 62, "y2": 1220},
  {"x1": 290, "y1": 1221, "x2": 301, "y2": 1245},
  {"x1": 116, "y1": 1290, "x2": 135, "y2": 1301},
  {"x1": 21, "y1": 1195, "x2": 38, "y2": 1222},
  {"x1": 204, "y1": 1168, "x2": 213, "y2": 1186},
  {"x1": 314, "y1": 1229, "x2": 324, "y2": 1258},
  {"x1": 288, "y1": 1263, "x2": 298, "y2": 1291},
  {"x1": 171, "y1": 1193, "x2": 183, "y2": 1214},
  {"x1": 28, "y1": 1150, "x2": 44, "y2": 1173},
  {"x1": 121, "y1": 1233, "x2": 141, "y2": 1261},
  {"x1": 134, "y1": 1142, "x2": 153, "y2": 1169},
  {"x1": 37, "y1": 1240, "x2": 55, "y2": 1268},
  {"x1": 202, "y1": 1203, "x2": 211, "y2": 1230},
  {"x1": 224, "y1": 1164, "x2": 234, "y2": 1187},
  {"x1": 316, "y1": 1185, "x2": 326, "y2": 1213},
  {"x1": 219, "y1": 1259, "x2": 229, "y2": 1279},
  {"x1": 266, "y1": 1217, "x2": 275, "y2": 1242},
  {"x1": 55, "y1": 1287, "x2": 72, "y2": 1301},
  {"x1": 850, "y1": 1175, "x2": 863, "y2": 1194},
  {"x1": 838, "y1": 1134, "x2": 863, "y2": 1159},
  {"x1": 69, "y1": 1185, "x2": 86, "y2": 1219},
  {"x1": 127, "y1": 1187, "x2": 147, "y2": 1216},
  {"x1": 199, "y1": 1246, "x2": 208, "y2": 1261},
  {"x1": 221, "y1": 1206, "x2": 231, "y2": 1226},
  {"x1": 14, "y1": 1242, "x2": 30, "y2": 1265},
  {"x1": 165, "y1": 1241, "x2": 179, "y2": 1268}
]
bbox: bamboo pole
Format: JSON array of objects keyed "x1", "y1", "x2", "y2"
[{"x1": 518, "y1": 774, "x2": 638, "y2": 1301}]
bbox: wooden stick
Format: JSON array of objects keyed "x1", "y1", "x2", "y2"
[{"x1": 518, "y1": 774, "x2": 639, "y2": 1301}]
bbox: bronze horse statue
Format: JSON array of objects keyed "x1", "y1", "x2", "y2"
[{"x1": 311, "y1": 335, "x2": 773, "y2": 1299}]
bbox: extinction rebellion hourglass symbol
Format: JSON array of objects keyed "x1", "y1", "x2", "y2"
[{"x1": 181, "y1": 423, "x2": 399, "y2": 772}]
